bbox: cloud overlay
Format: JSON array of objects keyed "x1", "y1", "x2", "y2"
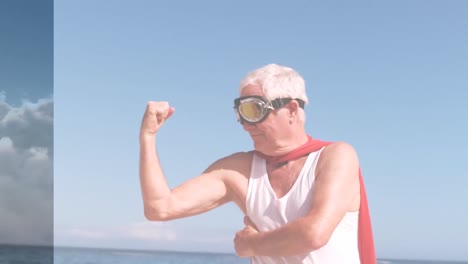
[{"x1": 0, "y1": 96, "x2": 53, "y2": 245}]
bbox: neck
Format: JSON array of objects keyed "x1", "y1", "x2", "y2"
[
  {"x1": 266, "y1": 133, "x2": 309, "y2": 157},
  {"x1": 257, "y1": 134, "x2": 327, "y2": 168}
]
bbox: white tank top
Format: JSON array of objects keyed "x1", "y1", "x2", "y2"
[{"x1": 246, "y1": 150, "x2": 360, "y2": 264}]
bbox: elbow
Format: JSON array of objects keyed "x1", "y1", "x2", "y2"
[
  {"x1": 144, "y1": 209, "x2": 166, "y2": 221},
  {"x1": 143, "y1": 202, "x2": 171, "y2": 221},
  {"x1": 303, "y1": 227, "x2": 330, "y2": 251}
]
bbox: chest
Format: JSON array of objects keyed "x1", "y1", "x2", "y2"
[
  {"x1": 226, "y1": 158, "x2": 308, "y2": 213},
  {"x1": 245, "y1": 155, "x2": 319, "y2": 230},
  {"x1": 266, "y1": 157, "x2": 309, "y2": 199}
]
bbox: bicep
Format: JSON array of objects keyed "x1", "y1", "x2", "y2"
[
  {"x1": 306, "y1": 142, "x2": 360, "y2": 238},
  {"x1": 168, "y1": 171, "x2": 231, "y2": 218},
  {"x1": 147, "y1": 153, "x2": 248, "y2": 221}
]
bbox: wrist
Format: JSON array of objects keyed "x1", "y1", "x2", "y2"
[
  {"x1": 139, "y1": 132, "x2": 156, "y2": 143},
  {"x1": 249, "y1": 232, "x2": 262, "y2": 256}
]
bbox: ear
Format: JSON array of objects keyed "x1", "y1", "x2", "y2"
[{"x1": 286, "y1": 100, "x2": 300, "y2": 118}]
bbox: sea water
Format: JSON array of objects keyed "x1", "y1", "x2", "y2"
[{"x1": 0, "y1": 245, "x2": 466, "y2": 264}]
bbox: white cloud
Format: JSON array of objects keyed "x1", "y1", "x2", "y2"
[
  {"x1": 0, "y1": 96, "x2": 53, "y2": 246},
  {"x1": 124, "y1": 221, "x2": 177, "y2": 241},
  {"x1": 59, "y1": 221, "x2": 177, "y2": 243},
  {"x1": 55, "y1": 221, "x2": 239, "y2": 253},
  {"x1": 67, "y1": 229, "x2": 107, "y2": 240}
]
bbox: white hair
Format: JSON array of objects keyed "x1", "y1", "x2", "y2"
[{"x1": 239, "y1": 64, "x2": 309, "y2": 104}]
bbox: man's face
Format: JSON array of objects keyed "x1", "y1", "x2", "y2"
[{"x1": 238, "y1": 85, "x2": 289, "y2": 154}]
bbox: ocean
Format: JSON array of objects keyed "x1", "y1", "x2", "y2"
[{"x1": 0, "y1": 245, "x2": 466, "y2": 264}]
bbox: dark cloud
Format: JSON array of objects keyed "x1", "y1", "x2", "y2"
[
  {"x1": 0, "y1": 97, "x2": 10, "y2": 120},
  {"x1": 0, "y1": 96, "x2": 53, "y2": 245}
]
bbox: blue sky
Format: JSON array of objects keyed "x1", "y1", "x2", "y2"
[{"x1": 52, "y1": 0, "x2": 468, "y2": 262}]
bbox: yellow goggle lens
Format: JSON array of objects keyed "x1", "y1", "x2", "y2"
[{"x1": 239, "y1": 102, "x2": 263, "y2": 120}]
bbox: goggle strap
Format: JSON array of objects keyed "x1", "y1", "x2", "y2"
[{"x1": 271, "y1": 98, "x2": 305, "y2": 109}]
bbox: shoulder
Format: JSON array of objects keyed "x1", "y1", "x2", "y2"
[
  {"x1": 317, "y1": 141, "x2": 359, "y2": 174},
  {"x1": 205, "y1": 151, "x2": 253, "y2": 174},
  {"x1": 217, "y1": 151, "x2": 254, "y2": 165},
  {"x1": 321, "y1": 141, "x2": 358, "y2": 158},
  {"x1": 226, "y1": 151, "x2": 255, "y2": 162}
]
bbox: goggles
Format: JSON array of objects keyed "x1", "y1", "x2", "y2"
[{"x1": 233, "y1": 95, "x2": 305, "y2": 124}]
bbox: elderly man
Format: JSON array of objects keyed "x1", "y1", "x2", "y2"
[{"x1": 139, "y1": 64, "x2": 376, "y2": 264}]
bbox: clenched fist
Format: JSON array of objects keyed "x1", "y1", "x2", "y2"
[
  {"x1": 140, "y1": 101, "x2": 175, "y2": 138},
  {"x1": 234, "y1": 216, "x2": 259, "y2": 257}
]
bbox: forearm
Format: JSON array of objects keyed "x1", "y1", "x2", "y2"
[
  {"x1": 139, "y1": 134, "x2": 171, "y2": 209},
  {"x1": 248, "y1": 218, "x2": 324, "y2": 257}
]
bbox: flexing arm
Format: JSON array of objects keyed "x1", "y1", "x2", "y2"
[
  {"x1": 234, "y1": 142, "x2": 360, "y2": 257},
  {"x1": 139, "y1": 101, "x2": 237, "y2": 221}
]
